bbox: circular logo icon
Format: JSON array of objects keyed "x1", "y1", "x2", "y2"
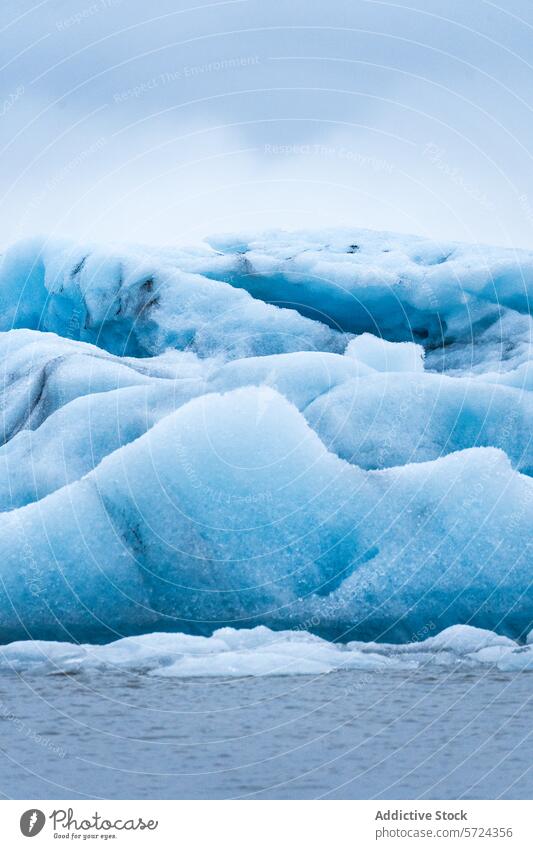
[{"x1": 20, "y1": 810, "x2": 46, "y2": 837}]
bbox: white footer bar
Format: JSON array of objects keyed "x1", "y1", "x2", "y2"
[{"x1": 2, "y1": 800, "x2": 531, "y2": 848}]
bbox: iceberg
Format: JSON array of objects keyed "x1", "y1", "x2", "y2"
[{"x1": 0, "y1": 228, "x2": 530, "y2": 649}]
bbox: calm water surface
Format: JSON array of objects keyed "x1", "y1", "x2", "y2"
[{"x1": 0, "y1": 666, "x2": 531, "y2": 799}]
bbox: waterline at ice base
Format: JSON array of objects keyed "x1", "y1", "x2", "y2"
[{"x1": 0, "y1": 228, "x2": 531, "y2": 670}]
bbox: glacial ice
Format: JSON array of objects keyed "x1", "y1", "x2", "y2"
[
  {"x1": 0, "y1": 238, "x2": 345, "y2": 359},
  {"x1": 305, "y1": 371, "x2": 533, "y2": 472},
  {"x1": 0, "y1": 228, "x2": 530, "y2": 652},
  {"x1": 345, "y1": 333, "x2": 425, "y2": 372},
  {"x1": 0, "y1": 333, "x2": 531, "y2": 511},
  {"x1": 0, "y1": 385, "x2": 530, "y2": 644},
  {"x1": 201, "y1": 227, "x2": 533, "y2": 372}
]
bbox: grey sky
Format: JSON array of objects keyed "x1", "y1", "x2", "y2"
[{"x1": 2, "y1": 0, "x2": 533, "y2": 248}]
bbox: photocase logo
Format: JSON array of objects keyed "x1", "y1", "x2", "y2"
[{"x1": 20, "y1": 809, "x2": 46, "y2": 837}]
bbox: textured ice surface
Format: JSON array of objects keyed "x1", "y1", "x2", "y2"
[
  {"x1": 0, "y1": 238, "x2": 344, "y2": 359},
  {"x1": 345, "y1": 333, "x2": 425, "y2": 372},
  {"x1": 0, "y1": 334, "x2": 532, "y2": 510},
  {"x1": 305, "y1": 370, "x2": 533, "y2": 472},
  {"x1": 0, "y1": 386, "x2": 530, "y2": 643},
  {"x1": 201, "y1": 228, "x2": 533, "y2": 373},
  {"x1": 0, "y1": 229, "x2": 531, "y2": 649},
  {"x1": 1, "y1": 624, "x2": 530, "y2": 677}
]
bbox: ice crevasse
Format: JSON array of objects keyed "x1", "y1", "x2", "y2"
[{"x1": 0, "y1": 228, "x2": 531, "y2": 657}]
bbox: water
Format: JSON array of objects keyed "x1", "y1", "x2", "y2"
[{"x1": 0, "y1": 665, "x2": 531, "y2": 799}]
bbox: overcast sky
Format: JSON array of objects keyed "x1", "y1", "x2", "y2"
[{"x1": 2, "y1": 0, "x2": 533, "y2": 249}]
